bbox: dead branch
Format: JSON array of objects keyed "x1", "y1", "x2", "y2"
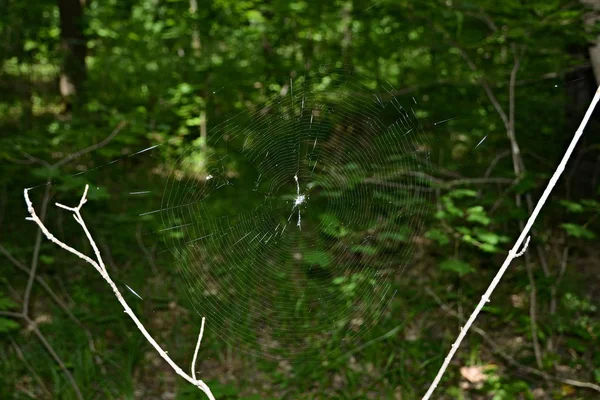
[
  {"x1": 24, "y1": 184, "x2": 215, "y2": 399},
  {"x1": 1, "y1": 311, "x2": 83, "y2": 399},
  {"x1": 10, "y1": 338, "x2": 53, "y2": 399},
  {"x1": 422, "y1": 86, "x2": 600, "y2": 399},
  {"x1": 22, "y1": 182, "x2": 51, "y2": 316},
  {"x1": 426, "y1": 288, "x2": 600, "y2": 394},
  {"x1": 0, "y1": 243, "x2": 104, "y2": 370}
]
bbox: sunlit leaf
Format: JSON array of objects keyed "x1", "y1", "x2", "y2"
[
  {"x1": 439, "y1": 259, "x2": 475, "y2": 276},
  {"x1": 561, "y1": 223, "x2": 596, "y2": 239}
]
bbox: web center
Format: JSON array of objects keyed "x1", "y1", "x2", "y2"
[
  {"x1": 289, "y1": 174, "x2": 307, "y2": 229},
  {"x1": 294, "y1": 194, "x2": 306, "y2": 207}
]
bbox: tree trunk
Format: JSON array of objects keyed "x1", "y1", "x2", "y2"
[
  {"x1": 341, "y1": 1, "x2": 353, "y2": 70},
  {"x1": 581, "y1": 0, "x2": 600, "y2": 84},
  {"x1": 57, "y1": 0, "x2": 87, "y2": 111},
  {"x1": 189, "y1": 0, "x2": 201, "y2": 56}
]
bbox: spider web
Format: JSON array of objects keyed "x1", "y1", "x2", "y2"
[{"x1": 154, "y1": 65, "x2": 432, "y2": 359}]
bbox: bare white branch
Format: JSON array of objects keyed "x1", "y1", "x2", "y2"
[
  {"x1": 25, "y1": 188, "x2": 102, "y2": 275},
  {"x1": 192, "y1": 317, "x2": 206, "y2": 381},
  {"x1": 56, "y1": 203, "x2": 77, "y2": 212},
  {"x1": 24, "y1": 185, "x2": 216, "y2": 400},
  {"x1": 513, "y1": 235, "x2": 530, "y2": 258},
  {"x1": 422, "y1": 86, "x2": 600, "y2": 399}
]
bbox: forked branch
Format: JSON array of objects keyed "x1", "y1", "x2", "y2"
[
  {"x1": 422, "y1": 87, "x2": 600, "y2": 399},
  {"x1": 24, "y1": 185, "x2": 215, "y2": 400}
]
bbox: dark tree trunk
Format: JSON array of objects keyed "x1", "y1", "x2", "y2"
[{"x1": 57, "y1": 0, "x2": 87, "y2": 111}]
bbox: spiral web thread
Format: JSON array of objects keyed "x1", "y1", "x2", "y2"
[{"x1": 158, "y1": 66, "x2": 431, "y2": 360}]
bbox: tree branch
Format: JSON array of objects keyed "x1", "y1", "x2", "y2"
[
  {"x1": 52, "y1": 121, "x2": 127, "y2": 168},
  {"x1": 422, "y1": 86, "x2": 600, "y2": 399},
  {"x1": 24, "y1": 184, "x2": 215, "y2": 399},
  {"x1": 10, "y1": 338, "x2": 53, "y2": 399},
  {"x1": 1, "y1": 312, "x2": 82, "y2": 399},
  {"x1": 22, "y1": 181, "x2": 51, "y2": 316},
  {"x1": 426, "y1": 288, "x2": 600, "y2": 394},
  {"x1": 0, "y1": 243, "x2": 104, "y2": 370}
]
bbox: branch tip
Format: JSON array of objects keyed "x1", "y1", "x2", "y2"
[{"x1": 80, "y1": 185, "x2": 89, "y2": 207}]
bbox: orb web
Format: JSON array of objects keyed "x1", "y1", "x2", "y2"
[{"x1": 158, "y1": 66, "x2": 431, "y2": 360}]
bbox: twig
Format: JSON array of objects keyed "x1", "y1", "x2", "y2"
[
  {"x1": 52, "y1": 121, "x2": 127, "y2": 168},
  {"x1": 21, "y1": 121, "x2": 125, "y2": 312},
  {"x1": 508, "y1": 45, "x2": 543, "y2": 369},
  {"x1": 524, "y1": 251, "x2": 543, "y2": 369},
  {"x1": 426, "y1": 288, "x2": 600, "y2": 394},
  {"x1": 443, "y1": 26, "x2": 547, "y2": 372},
  {"x1": 0, "y1": 243, "x2": 104, "y2": 371},
  {"x1": 0, "y1": 123, "x2": 127, "y2": 397},
  {"x1": 483, "y1": 150, "x2": 511, "y2": 179},
  {"x1": 550, "y1": 245, "x2": 569, "y2": 319},
  {"x1": 191, "y1": 317, "x2": 206, "y2": 381},
  {"x1": 22, "y1": 181, "x2": 51, "y2": 316},
  {"x1": 24, "y1": 185, "x2": 215, "y2": 399},
  {"x1": 422, "y1": 86, "x2": 600, "y2": 399},
  {"x1": 136, "y1": 223, "x2": 158, "y2": 275},
  {"x1": 1, "y1": 244, "x2": 79, "y2": 325},
  {"x1": 338, "y1": 323, "x2": 405, "y2": 361},
  {"x1": 10, "y1": 338, "x2": 53, "y2": 399},
  {"x1": 548, "y1": 245, "x2": 569, "y2": 351},
  {"x1": 508, "y1": 44, "x2": 525, "y2": 176},
  {"x1": 2, "y1": 312, "x2": 83, "y2": 399},
  {"x1": 26, "y1": 314, "x2": 83, "y2": 400},
  {"x1": 364, "y1": 176, "x2": 513, "y2": 191}
]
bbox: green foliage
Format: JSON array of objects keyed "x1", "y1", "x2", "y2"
[
  {"x1": 0, "y1": 293, "x2": 18, "y2": 334},
  {"x1": 561, "y1": 223, "x2": 596, "y2": 239},
  {"x1": 439, "y1": 258, "x2": 475, "y2": 276},
  {"x1": 303, "y1": 250, "x2": 331, "y2": 267},
  {"x1": 0, "y1": 0, "x2": 598, "y2": 398},
  {"x1": 425, "y1": 228, "x2": 450, "y2": 245},
  {"x1": 319, "y1": 213, "x2": 349, "y2": 238}
]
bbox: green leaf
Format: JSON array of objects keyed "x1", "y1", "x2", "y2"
[
  {"x1": 319, "y1": 213, "x2": 349, "y2": 237},
  {"x1": 39, "y1": 255, "x2": 55, "y2": 265},
  {"x1": 473, "y1": 228, "x2": 500, "y2": 245},
  {"x1": 559, "y1": 200, "x2": 584, "y2": 213},
  {"x1": 0, "y1": 296, "x2": 18, "y2": 310},
  {"x1": 448, "y1": 189, "x2": 477, "y2": 198},
  {"x1": 350, "y1": 245, "x2": 377, "y2": 256},
  {"x1": 561, "y1": 223, "x2": 596, "y2": 239},
  {"x1": 434, "y1": 210, "x2": 447, "y2": 220},
  {"x1": 456, "y1": 226, "x2": 471, "y2": 236},
  {"x1": 581, "y1": 199, "x2": 600, "y2": 211},
  {"x1": 246, "y1": 10, "x2": 265, "y2": 24},
  {"x1": 466, "y1": 206, "x2": 490, "y2": 225},
  {"x1": 439, "y1": 259, "x2": 475, "y2": 276},
  {"x1": 0, "y1": 318, "x2": 19, "y2": 333},
  {"x1": 442, "y1": 196, "x2": 464, "y2": 217},
  {"x1": 479, "y1": 243, "x2": 498, "y2": 253},
  {"x1": 303, "y1": 250, "x2": 331, "y2": 267},
  {"x1": 333, "y1": 276, "x2": 347, "y2": 285},
  {"x1": 425, "y1": 228, "x2": 450, "y2": 245},
  {"x1": 378, "y1": 229, "x2": 409, "y2": 242}
]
